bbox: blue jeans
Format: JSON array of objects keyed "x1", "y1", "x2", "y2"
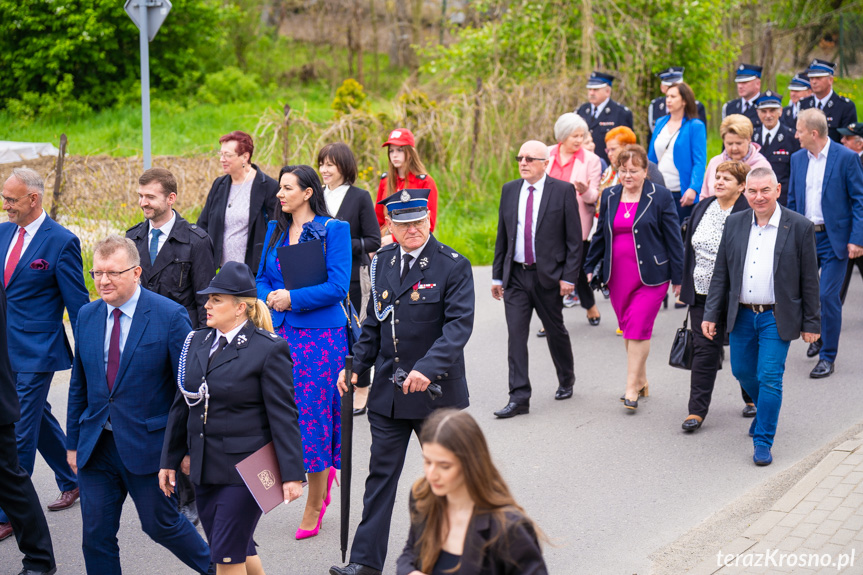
[
  {"x1": 815, "y1": 231, "x2": 847, "y2": 362},
  {"x1": 730, "y1": 308, "x2": 790, "y2": 448}
]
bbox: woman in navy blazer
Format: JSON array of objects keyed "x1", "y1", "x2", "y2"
[
  {"x1": 648, "y1": 82, "x2": 707, "y2": 223},
  {"x1": 256, "y1": 164, "x2": 351, "y2": 540},
  {"x1": 584, "y1": 145, "x2": 684, "y2": 410}
]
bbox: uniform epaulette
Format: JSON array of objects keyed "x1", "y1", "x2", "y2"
[
  {"x1": 623, "y1": 106, "x2": 631, "y2": 112},
  {"x1": 417, "y1": 174, "x2": 427, "y2": 180},
  {"x1": 256, "y1": 327, "x2": 280, "y2": 340},
  {"x1": 844, "y1": 97, "x2": 852, "y2": 103},
  {"x1": 381, "y1": 172, "x2": 388, "y2": 180},
  {"x1": 438, "y1": 244, "x2": 461, "y2": 260},
  {"x1": 189, "y1": 224, "x2": 208, "y2": 239},
  {"x1": 378, "y1": 243, "x2": 399, "y2": 253}
]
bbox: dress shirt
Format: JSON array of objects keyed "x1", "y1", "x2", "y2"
[
  {"x1": 222, "y1": 179, "x2": 252, "y2": 266},
  {"x1": 692, "y1": 200, "x2": 734, "y2": 295},
  {"x1": 791, "y1": 102, "x2": 800, "y2": 119},
  {"x1": 4, "y1": 209, "x2": 46, "y2": 268},
  {"x1": 740, "y1": 205, "x2": 782, "y2": 305},
  {"x1": 399, "y1": 236, "x2": 431, "y2": 277},
  {"x1": 654, "y1": 126, "x2": 681, "y2": 191},
  {"x1": 515, "y1": 175, "x2": 545, "y2": 264},
  {"x1": 147, "y1": 210, "x2": 176, "y2": 256},
  {"x1": 804, "y1": 139, "x2": 830, "y2": 225},
  {"x1": 324, "y1": 183, "x2": 350, "y2": 217},
  {"x1": 761, "y1": 124, "x2": 780, "y2": 145},
  {"x1": 212, "y1": 321, "x2": 247, "y2": 354},
  {"x1": 740, "y1": 96, "x2": 759, "y2": 113},
  {"x1": 104, "y1": 285, "x2": 142, "y2": 368},
  {"x1": 814, "y1": 90, "x2": 834, "y2": 110},
  {"x1": 592, "y1": 97, "x2": 610, "y2": 118}
]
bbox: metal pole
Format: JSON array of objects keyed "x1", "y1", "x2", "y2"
[{"x1": 139, "y1": 0, "x2": 152, "y2": 169}]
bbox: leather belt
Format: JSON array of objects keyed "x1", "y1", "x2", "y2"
[
  {"x1": 741, "y1": 303, "x2": 774, "y2": 313},
  {"x1": 518, "y1": 263, "x2": 537, "y2": 270},
  {"x1": 814, "y1": 224, "x2": 826, "y2": 233}
]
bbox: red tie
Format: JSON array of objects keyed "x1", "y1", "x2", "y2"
[
  {"x1": 107, "y1": 308, "x2": 122, "y2": 392},
  {"x1": 4, "y1": 228, "x2": 25, "y2": 286},
  {"x1": 524, "y1": 186, "x2": 535, "y2": 265}
]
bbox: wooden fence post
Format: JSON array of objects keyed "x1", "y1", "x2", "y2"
[
  {"x1": 469, "y1": 77, "x2": 483, "y2": 180},
  {"x1": 282, "y1": 104, "x2": 291, "y2": 166},
  {"x1": 50, "y1": 133, "x2": 67, "y2": 221}
]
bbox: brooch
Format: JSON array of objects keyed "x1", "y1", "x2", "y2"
[
  {"x1": 419, "y1": 256, "x2": 429, "y2": 268},
  {"x1": 237, "y1": 334, "x2": 247, "y2": 345}
]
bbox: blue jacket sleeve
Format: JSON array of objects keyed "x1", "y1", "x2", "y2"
[
  {"x1": 845, "y1": 155, "x2": 863, "y2": 247},
  {"x1": 289, "y1": 220, "x2": 351, "y2": 311},
  {"x1": 256, "y1": 221, "x2": 280, "y2": 302},
  {"x1": 57, "y1": 234, "x2": 91, "y2": 333},
  {"x1": 66, "y1": 310, "x2": 89, "y2": 449},
  {"x1": 787, "y1": 154, "x2": 799, "y2": 212},
  {"x1": 687, "y1": 119, "x2": 707, "y2": 197}
]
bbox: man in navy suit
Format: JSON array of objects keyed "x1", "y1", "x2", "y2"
[
  {"x1": 753, "y1": 91, "x2": 800, "y2": 206},
  {"x1": 576, "y1": 71, "x2": 633, "y2": 164},
  {"x1": 66, "y1": 236, "x2": 210, "y2": 574},
  {"x1": 788, "y1": 108, "x2": 863, "y2": 378},
  {"x1": 0, "y1": 168, "x2": 89, "y2": 541},
  {"x1": 798, "y1": 59, "x2": 857, "y2": 143},
  {"x1": 722, "y1": 64, "x2": 764, "y2": 130}
]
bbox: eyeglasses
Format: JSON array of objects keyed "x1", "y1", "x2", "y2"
[
  {"x1": 516, "y1": 156, "x2": 546, "y2": 163},
  {"x1": 1, "y1": 193, "x2": 34, "y2": 204},
  {"x1": 89, "y1": 266, "x2": 137, "y2": 280},
  {"x1": 391, "y1": 219, "x2": 429, "y2": 231},
  {"x1": 617, "y1": 169, "x2": 645, "y2": 177},
  {"x1": 217, "y1": 151, "x2": 238, "y2": 159}
]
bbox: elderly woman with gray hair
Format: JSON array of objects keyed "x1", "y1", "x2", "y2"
[{"x1": 545, "y1": 113, "x2": 603, "y2": 325}]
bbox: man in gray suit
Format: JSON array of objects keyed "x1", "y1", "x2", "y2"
[{"x1": 702, "y1": 167, "x2": 820, "y2": 466}]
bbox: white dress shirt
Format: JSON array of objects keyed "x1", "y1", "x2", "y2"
[
  {"x1": 804, "y1": 139, "x2": 830, "y2": 225},
  {"x1": 592, "y1": 97, "x2": 610, "y2": 118},
  {"x1": 740, "y1": 96, "x2": 759, "y2": 113},
  {"x1": 324, "y1": 184, "x2": 350, "y2": 217},
  {"x1": 4, "y1": 209, "x2": 46, "y2": 268},
  {"x1": 740, "y1": 205, "x2": 782, "y2": 305},
  {"x1": 399, "y1": 236, "x2": 431, "y2": 277},
  {"x1": 761, "y1": 123, "x2": 780, "y2": 145},
  {"x1": 814, "y1": 90, "x2": 834, "y2": 110},
  {"x1": 148, "y1": 210, "x2": 176, "y2": 256},
  {"x1": 104, "y1": 285, "x2": 142, "y2": 368}
]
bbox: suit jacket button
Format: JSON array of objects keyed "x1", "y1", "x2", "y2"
[
  {"x1": 634, "y1": 229, "x2": 638, "y2": 233},
  {"x1": 200, "y1": 414, "x2": 204, "y2": 420},
  {"x1": 444, "y1": 372, "x2": 448, "y2": 377},
  {"x1": 109, "y1": 398, "x2": 113, "y2": 403},
  {"x1": 395, "y1": 300, "x2": 400, "y2": 305},
  {"x1": 199, "y1": 433, "x2": 204, "y2": 438},
  {"x1": 637, "y1": 244, "x2": 641, "y2": 249},
  {"x1": 437, "y1": 375, "x2": 442, "y2": 380},
  {"x1": 394, "y1": 319, "x2": 400, "y2": 324},
  {"x1": 639, "y1": 260, "x2": 643, "y2": 264},
  {"x1": 394, "y1": 357, "x2": 399, "y2": 363}
]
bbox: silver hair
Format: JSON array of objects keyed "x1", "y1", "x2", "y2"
[
  {"x1": 554, "y1": 113, "x2": 589, "y2": 143},
  {"x1": 797, "y1": 108, "x2": 829, "y2": 137},
  {"x1": 11, "y1": 167, "x2": 44, "y2": 197},
  {"x1": 746, "y1": 166, "x2": 779, "y2": 187},
  {"x1": 93, "y1": 235, "x2": 141, "y2": 268}
]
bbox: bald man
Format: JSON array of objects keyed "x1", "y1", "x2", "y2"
[{"x1": 492, "y1": 140, "x2": 582, "y2": 418}]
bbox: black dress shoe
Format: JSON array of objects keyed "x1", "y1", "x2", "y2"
[
  {"x1": 742, "y1": 403, "x2": 757, "y2": 418},
  {"x1": 494, "y1": 402, "x2": 529, "y2": 418},
  {"x1": 810, "y1": 359, "x2": 835, "y2": 379},
  {"x1": 554, "y1": 386, "x2": 573, "y2": 400},
  {"x1": 806, "y1": 338, "x2": 823, "y2": 358},
  {"x1": 352, "y1": 406, "x2": 367, "y2": 416},
  {"x1": 536, "y1": 328, "x2": 546, "y2": 337},
  {"x1": 682, "y1": 417, "x2": 703, "y2": 431},
  {"x1": 179, "y1": 502, "x2": 199, "y2": 526},
  {"x1": 17, "y1": 569, "x2": 57, "y2": 575},
  {"x1": 329, "y1": 563, "x2": 382, "y2": 575},
  {"x1": 588, "y1": 315, "x2": 601, "y2": 326}
]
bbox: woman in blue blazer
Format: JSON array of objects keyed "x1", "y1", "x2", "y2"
[
  {"x1": 256, "y1": 164, "x2": 351, "y2": 540},
  {"x1": 648, "y1": 82, "x2": 707, "y2": 222}
]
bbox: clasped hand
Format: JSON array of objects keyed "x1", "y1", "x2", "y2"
[{"x1": 268, "y1": 289, "x2": 291, "y2": 312}]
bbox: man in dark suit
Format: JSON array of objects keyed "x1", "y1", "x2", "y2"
[
  {"x1": 722, "y1": 64, "x2": 763, "y2": 130},
  {"x1": 491, "y1": 140, "x2": 582, "y2": 418},
  {"x1": 576, "y1": 71, "x2": 633, "y2": 164},
  {"x1": 330, "y1": 190, "x2": 474, "y2": 575},
  {"x1": 126, "y1": 167, "x2": 215, "y2": 526},
  {"x1": 0, "y1": 281, "x2": 56, "y2": 574},
  {"x1": 703, "y1": 167, "x2": 820, "y2": 466},
  {"x1": 799, "y1": 59, "x2": 857, "y2": 143},
  {"x1": 788, "y1": 108, "x2": 863, "y2": 378},
  {"x1": 837, "y1": 123, "x2": 863, "y2": 304},
  {"x1": 66, "y1": 236, "x2": 210, "y2": 574},
  {"x1": 0, "y1": 168, "x2": 89, "y2": 541},
  {"x1": 753, "y1": 91, "x2": 800, "y2": 206},
  {"x1": 648, "y1": 67, "x2": 707, "y2": 140},
  {"x1": 781, "y1": 73, "x2": 812, "y2": 129},
  {"x1": 127, "y1": 168, "x2": 215, "y2": 329}
]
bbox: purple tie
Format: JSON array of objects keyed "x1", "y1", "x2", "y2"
[
  {"x1": 107, "y1": 308, "x2": 122, "y2": 392},
  {"x1": 524, "y1": 186, "x2": 535, "y2": 265}
]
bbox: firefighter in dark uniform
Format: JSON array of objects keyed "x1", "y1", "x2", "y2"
[
  {"x1": 782, "y1": 73, "x2": 812, "y2": 129},
  {"x1": 576, "y1": 71, "x2": 633, "y2": 165},
  {"x1": 752, "y1": 91, "x2": 800, "y2": 206},
  {"x1": 722, "y1": 64, "x2": 763, "y2": 130},
  {"x1": 837, "y1": 122, "x2": 863, "y2": 304},
  {"x1": 648, "y1": 67, "x2": 707, "y2": 140},
  {"x1": 330, "y1": 189, "x2": 475, "y2": 575},
  {"x1": 799, "y1": 58, "x2": 857, "y2": 143}
]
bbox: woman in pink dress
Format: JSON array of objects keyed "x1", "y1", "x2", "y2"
[{"x1": 584, "y1": 145, "x2": 684, "y2": 410}]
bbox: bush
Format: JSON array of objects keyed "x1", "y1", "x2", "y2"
[
  {"x1": 332, "y1": 79, "x2": 369, "y2": 117},
  {"x1": 196, "y1": 67, "x2": 262, "y2": 105}
]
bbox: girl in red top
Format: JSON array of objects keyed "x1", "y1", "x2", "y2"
[{"x1": 375, "y1": 128, "x2": 438, "y2": 245}]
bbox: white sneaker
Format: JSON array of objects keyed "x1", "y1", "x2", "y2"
[{"x1": 562, "y1": 294, "x2": 579, "y2": 308}]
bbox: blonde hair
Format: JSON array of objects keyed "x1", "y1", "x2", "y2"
[
  {"x1": 720, "y1": 114, "x2": 754, "y2": 141},
  {"x1": 234, "y1": 296, "x2": 274, "y2": 332}
]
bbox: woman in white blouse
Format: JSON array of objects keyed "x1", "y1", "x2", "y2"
[{"x1": 679, "y1": 161, "x2": 753, "y2": 431}]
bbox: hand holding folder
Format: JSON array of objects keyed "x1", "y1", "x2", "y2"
[{"x1": 276, "y1": 239, "x2": 327, "y2": 290}]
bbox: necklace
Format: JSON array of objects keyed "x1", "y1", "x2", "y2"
[
  {"x1": 622, "y1": 194, "x2": 639, "y2": 218},
  {"x1": 228, "y1": 168, "x2": 253, "y2": 208}
]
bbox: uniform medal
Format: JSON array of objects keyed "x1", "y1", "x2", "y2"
[{"x1": 411, "y1": 291, "x2": 420, "y2": 301}]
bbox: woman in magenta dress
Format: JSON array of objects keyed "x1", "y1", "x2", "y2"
[{"x1": 584, "y1": 145, "x2": 684, "y2": 411}]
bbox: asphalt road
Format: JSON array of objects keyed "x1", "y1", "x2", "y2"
[{"x1": 2, "y1": 265, "x2": 862, "y2": 575}]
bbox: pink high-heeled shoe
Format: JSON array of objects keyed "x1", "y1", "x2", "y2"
[
  {"x1": 295, "y1": 504, "x2": 326, "y2": 540},
  {"x1": 323, "y1": 467, "x2": 340, "y2": 507}
]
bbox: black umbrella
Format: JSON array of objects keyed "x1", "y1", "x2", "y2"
[{"x1": 340, "y1": 355, "x2": 354, "y2": 563}]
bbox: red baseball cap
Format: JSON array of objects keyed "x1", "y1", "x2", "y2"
[{"x1": 382, "y1": 128, "x2": 415, "y2": 147}]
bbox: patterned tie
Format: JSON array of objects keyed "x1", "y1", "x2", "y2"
[
  {"x1": 4, "y1": 227, "x2": 25, "y2": 286},
  {"x1": 149, "y1": 228, "x2": 162, "y2": 265},
  {"x1": 524, "y1": 186, "x2": 536, "y2": 265},
  {"x1": 208, "y1": 336, "x2": 228, "y2": 371},
  {"x1": 107, "y1": 308, "x2": 122, "y2": 392},
  {"x1": 400, "y1": 254, "x2": 413, "y2": 284}
]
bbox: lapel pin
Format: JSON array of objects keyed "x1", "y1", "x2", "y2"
[
  {"x1": 419, "y1": 256, "x2": 429, "y2": 268},
  {"x1": 237, "y1": 334, "x2": 247, "y2": 345},
  {"x1": 390, "y1": 255, "x2": 396, "y2": 266}
]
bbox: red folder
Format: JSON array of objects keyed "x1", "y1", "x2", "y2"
[{"x1": 235, "y1": 442, "x2": 284, "y2": 514}]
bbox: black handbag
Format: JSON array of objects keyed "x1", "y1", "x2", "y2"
[{"x1": 669, "y1": 309, "x2": 694, "y2": 370}]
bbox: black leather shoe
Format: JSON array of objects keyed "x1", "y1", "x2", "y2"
[
  {"x1": 494, "y1": 402, "x2": 529, "y2": 418},
  {"x1": 17, "y1": 569, "x2": 57, "y2": 575},
  {"x1": 554, "y1": 386, "x2": 573, "y2": 400},
  {"x1": 742, "y1": 403, "x2": 757, "y2": 418},
  {"x1": 682, "y1": 416, "x2": 703, "y2": 431},
  {"x1": 806, "y1": 338, "x2": 823, "y2": 358},
  {"x1": 329, "y1": 563, "x2": 382, "y2": 575},
  {"x1": 179, "y1": 502, "x2": 199, "y2": 526},
  {"x1": 536, "y1": 328, "x2": 546, "y2": 338},
  {"x1": 588, "y1": 315, "x2": 601, "y2": 326},
  {"x1": 352, "y1": 406, "x2": 367, "y2": 416},
  {"x1": 810, "y1": 359, "x2": 835, "y2": 379}
]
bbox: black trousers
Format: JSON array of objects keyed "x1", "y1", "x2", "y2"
[
  {"x1": 505, "y1": 266, "x2": 575, "y2": 405},
  {"x1": 176, "y1": 470, "x2": 195, "y2": 507},
  {"x1": 840, "y1": 256, "x2": 863, "y2": 304},
  {"x1": 0, "y1": 422, "x2": 55, "y2": 573},
  {"x1": 350, "y1": 279, "x2": 371, "y2": 390},
  {"x1": 349, "y1": 412, "x2": 425, "y2": 571},
  {"x1": 575, "y1": 240, "x2": 596, "y2": 310}
]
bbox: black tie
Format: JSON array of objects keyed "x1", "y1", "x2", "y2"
[
  {"x1": 817, "y1": 101, "x2": 824, "y2": 110},
  {"x1": 400, "y1": 254, "x2": 413, "y2": 284},
  {"x1": 208, "y1": 336, "x2": 228, "y2": 370},
  {"x1": 764, "y1": 132, "x2": 772, "y2": 148}
]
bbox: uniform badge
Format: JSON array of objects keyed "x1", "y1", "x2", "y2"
[
  {"x1": 269, "y1": 332, "x2": 278, "y2": 338},
  {"x1": 828, "y1": 100, "x2": 834, "y2": 108},
  {"x1": 778, "y1": 133, "x2": 784, "y2": 142},
  {"x1": 377, "y1": 301, "x2": 382, "y2": 312},
  {"x1": 204, "y1": 331, "x2": 212, "y2": 342},
  {"x1": 605, "y1": 108, "x2": 611, "y2": 115},
  {"x1": 411, "y1": 291, "x2": 420, "y2": 301},
  {"x1": 382, "y1": 290, "x2": 389, "y2": 300},
  {"x1": 390, "y1": 255, "x2": 396, "y2": 266},
  {"x1": 237, "y1": 334, "x2": 247, "y2": 345},
  {"x1": 400, "y1": 190, "x2": 410, "y2": 202},
  {"x1": 452, "y1": 252, "x2": 459, "y2": 258},
  {"x1": 419, "y1": 256, "x2": 429, "y2": 268},
  {"x1": 659, "y1": 103, "x2": 664, "y2": 110}
]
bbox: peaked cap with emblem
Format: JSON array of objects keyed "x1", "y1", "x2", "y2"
[
  {"x1": 734, "y1": 63, "x2": 763, "y2": 82},
  {"x1": 755, "y1": 90, "x2": 783, "y2": 109},
  {"x1": 378, "y1": 189, "x2": 431, "y2": 223}
]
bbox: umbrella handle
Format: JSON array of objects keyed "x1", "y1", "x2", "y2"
[{"x1": 344, "y1": 355, "x2": 353, "y2": 392}]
